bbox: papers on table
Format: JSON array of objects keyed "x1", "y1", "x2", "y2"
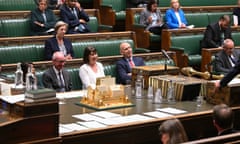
[
  {"x1": 156, "y1": 107, "x2": 187, "y2": 114},
  {"x1": 60, "y1": 107, "x2": 189, "y2": 134},
  {"x1": 77, "y1": 121, "x2": 107, "y2": 129},
  {"x1": 143, "y1": 111, "x2": 173, "y2": 118},
  {"x1": 56, "y1": 91, "x2": 84, "y2": 99},
  {"x1": 59, "y1": 123, "x2": 88, "y2": 134},
  {"x1": 91, "y1": 111, "x2": 122, "y2": 119},
  {"x1": 73, "y1": 112, "x2": 154, "y2": 126},
  {"x1": 73, "y1": 113, "x2": 103, "y2": 121},
  {"x1": 0, "y1": 94, "x2": 25, "y2": 104}
]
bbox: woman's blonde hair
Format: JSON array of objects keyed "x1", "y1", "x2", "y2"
[{"x1": 54, "y1": 21, "x2": 68, "y2": 32}]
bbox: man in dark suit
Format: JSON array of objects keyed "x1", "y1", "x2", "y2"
[
  {"x1": 60, "y1": 0, "x2": 90, "y2": 34},
  {"x1": 213, "y1": 104, "x2": 237, "y2": 136},
  {"x1": 201, "y1": 15, "x2": 232, "y2": 48},
  {"x1": 42, "y1": 51, "x2": 72, "y2": 92},
  {"x1": 116, "y1": 42, "x2": 145, "y2": 84},
  {"x1": 213, "y1": 39, "x2": 240, "y2": 75}
]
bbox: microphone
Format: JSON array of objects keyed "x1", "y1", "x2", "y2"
[{"x1": 161, "y1": 50, "x2": 171, "y2": 61}]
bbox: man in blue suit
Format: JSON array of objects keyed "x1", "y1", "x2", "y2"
[
  {"x1": 116, "y1": 42, "x2": 145, "y2": 84},
  {"x1": 60, "y1": 0, "x2": 90, "y2": 34}
]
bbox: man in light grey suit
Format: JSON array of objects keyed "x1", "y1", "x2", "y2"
[
  {"x1": 213, "y1": 39, "x2": 240, "y2": 75},
  {"x1": 42, "y1": 51, "x2": 72, "y2": 92}
]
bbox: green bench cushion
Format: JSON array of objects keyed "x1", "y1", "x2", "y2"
[
  {"x1": 115, "y1": 11, "x2": 126, "y2": 21},
  {"x1": 232, "y1": 32, "x2": 240, "y2": 46},
  {"x1": 158, "y1": 0, "x2": 236, "y2": 7},
  {"x1": 0, "y1": 45, "x2": 42, "y2": 64},
  {"x1": 185, "y1": 13, "x2": 209, "y2": 28},
  {"x1": 72, "y1": 39, "x2": 135, "y2": 58},
  {"x1": 1, "y1": 19, "x2": 31, "y2": 37},
  {"x1": 171, "y1": 35, "x2": 203, "y2": 66},
  {"x1": 208, "y1": 12, "x2": 232, "y2": 24},
  {"x1": 0, "y1": 0, "x2": 36, "y2": 11}
]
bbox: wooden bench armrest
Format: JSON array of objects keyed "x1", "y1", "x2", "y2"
[
  {"x1": 201, "y1": 47, "x2": 223, "y2": 72},
  {"x1": 99, "y1": 5, "x2": 115, "y2": 26}
]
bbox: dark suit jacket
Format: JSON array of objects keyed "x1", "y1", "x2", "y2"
[
  {"x1": 213, "y1": 50, "x2": 240, "y2": 74},
  {"x1": 30, "y1": 8, "x2": 57, "y2": 35},
  {"x1": 44, "y1": 36, "x2": 74, "y2": 60},
  {"x1": 42, "y1": 67, "x2": 72, "y2": 92},
  {"x1": 220, "y1": 60, "x2": 240, "y2": 87},
  {"x1": 60, "y1": 4, "x2": 89, "y2": 34},
  {"x1": 116, "y1": 57, "x2": 145, "y2": 84},
  {"x1": 201, "y1": 22, "x2": 232, "y2": 48}
]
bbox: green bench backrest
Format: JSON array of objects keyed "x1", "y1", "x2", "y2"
[
  {"x1": 0, "y1": 0, "x2": 36, "y2": 11},
  {"x1": 0, "y1": 39, "x2": 135, "y2": 64},
  {"x1": 0, "y1": 45, "x2": 45, "y2": 64},
  {"x1": 158, "y1": 0, "x2": 236, "y2": 7},
  {"x1": 171, "y1": 35, "x2": 203, "y2": 55},
  {"x1": 232, "y1": 32, "x2": 240, "y2": 46},
  {"x1": 72, "y1": 39, "x2": 135, "y2": 58},
  {"x1": 185, "y1": 13, "x2": 209, "y2": 28},
  {"x1": 207, "y1": 12, "x2": 232, "y2": 24},
  {"x1": 1, "y1": 19, "x2": 31, "y2": 37},
  {"x1": 88, "y1": 17, "x2": 99, "y2": 33},
  {"x1": 102, "y1": 0, "x2": 126, "y2": 12},
  {"x1": 0, "y1": 16, "x2": 100, "y2": 37}
]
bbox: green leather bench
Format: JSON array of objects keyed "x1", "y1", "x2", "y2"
[
  {"x1": 0, "y1": 0, "x2": 36, "y2": 11},
  {"x1": 97, "y1": 0, "x2": 126, "y2": 30},
  {"x1": 0, "y1": 31, "x2": 148, "y2": 64},
  {"x1": 0, "y1": 9, "x2": 112, "y2": 37},
  {"x1": 0, "y1": 39, "x2": 136, "y2": 64},
  {"x1": 158, "y1": 0, "x2": 236, "y2": 7},
  {"x1": 170, "y1": 34, "x2": 203, "y2": 68},
  {"x1": 2, "y1": 52, "x2": 177, "y2": 90}
]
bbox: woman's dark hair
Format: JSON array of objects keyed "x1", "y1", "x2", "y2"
[
  {"x1": 147, "y1": 0, "x2": 157, "y2": 11},
  {"x1": 83, "y1": 46, "x2": 97, "y2": 64}
]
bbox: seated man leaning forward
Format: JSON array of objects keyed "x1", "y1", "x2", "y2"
[
  {"x1": 201, "y1": 15, "x2": 232, "y2": 49},
  {"x1": 116, "y1": 42, "x2": 145, "y2": 85},
  {"x1": 42, "y1": 51, "x2": 72, "y2": 92},
  {"x1": 213, "y1": 39, "x2": 240, "y2": 75}
]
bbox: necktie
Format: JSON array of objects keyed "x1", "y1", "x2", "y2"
[
  {"x1": 58, "y1": 71, "x2": 65, "y2": 92},
  {"x1": 129, "y1": 58, "x2": 135, "y2": 68},
  {"x1": 229, "y1": 55, "x2": 237, "y2": 65},
  {"x1": 42, "y1": 13, "x2": 47, "y2": 23},
  {"x1": 72, "y1": 8, "x2": 78, "y2": 19}
]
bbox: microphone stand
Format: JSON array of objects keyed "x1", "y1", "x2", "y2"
[{"x1": 164, "y1": 57, "x2": 168, "y2": 74}]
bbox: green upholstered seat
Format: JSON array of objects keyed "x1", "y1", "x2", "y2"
[
  {"x1": 72, "y1": 39, "x2": 135, "y2": 58},
  {"x1": 0, "y1": 0, "x2": 36, "y2": 11},
  {"x1": 170, "y1": 35, "x2": 203, "y2": 66},
  {"x1": 1, "y1": 19, "x2": 31, "y2": 37},
  {"x1": 207, "y1": 12, "x2": 232, "y2": 24},
  {"x1": 0, "y1": 45, "x2": 41, "y2": 64},
  {"x1": 185, "y1": 13, "x2": 209, "y2": 28},
  {"x1": 88, "y1": 17, "x2": 99, "y2": 33},
  {"x1": 232, "y1": 32, "x2": 240, "y2": 46},
  {"x1": 102, "y1": 0, "x2": 126, "y2": 20},
  {"x1": 158, "y1": 0, "x2": 236, "y2": 7}
]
